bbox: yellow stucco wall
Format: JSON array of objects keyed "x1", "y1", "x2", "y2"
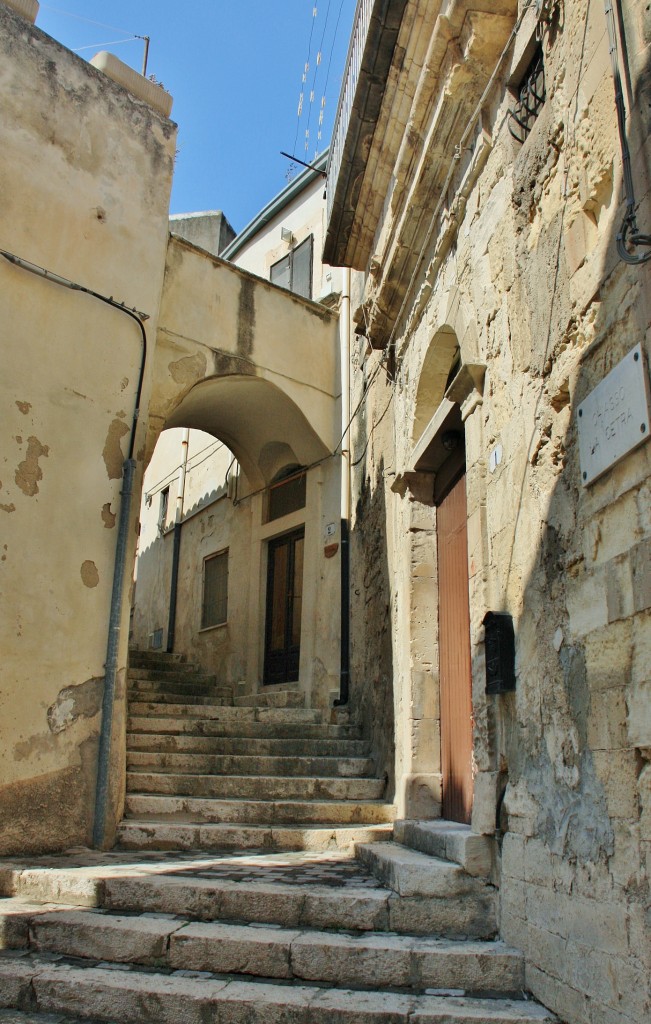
[{"x1": 0, "y1": 6, "x2": 176, "y2": 853}]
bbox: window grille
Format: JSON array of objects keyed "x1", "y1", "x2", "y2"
[
  {"x1": 201, "y1": 550, "x2": 228, "y2": 629},
  {"x1": 270, "y1": 236, "x2": 313, "y2": 299},
  {"x1": 508, "y1": 46, "x2": 545, "y2": 143}
]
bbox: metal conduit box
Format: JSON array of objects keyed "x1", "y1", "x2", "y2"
[{"x1": 483, "y1": 611, "x2": 516, "y2": 694}]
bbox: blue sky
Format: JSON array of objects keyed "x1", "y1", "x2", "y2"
[{"x1": 37, "y1": 2, "x2": 356, "y2": 233}]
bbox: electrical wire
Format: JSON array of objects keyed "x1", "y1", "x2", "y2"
[
  {"x1": 292, "y1": 4, "x2": 320, "y2": 157},
  {"x1": 144, "y1": 439, "x2": 226, "y2": 499},
  {"x1": 0, "y1": 248, "x2": 148, "y2": 461},
  {"x1": 307, "y1": 0, "x2": 333, "y2": 151},
  {"x1": 232, "y1": 452, "x2": 336, "y2": 507},
  {"x1": 40, "y1": 4, "x2": 137, "y2": 37},
  {"x1": 72, "y1": 38, "x2": 139, "y2": 53}
]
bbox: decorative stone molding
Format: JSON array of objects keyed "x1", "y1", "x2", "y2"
[
  {"x1": 3, "y1": 0, "x2": 39, "y2": 22},
  {"x1": 90, "y1": 52, "x2": 173, "y2": 118}
]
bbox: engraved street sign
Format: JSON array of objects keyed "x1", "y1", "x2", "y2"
[{"x1": 577, "y1": 343, "x2": 651, "y2": 487}]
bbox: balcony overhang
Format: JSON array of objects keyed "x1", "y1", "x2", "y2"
[
  {"x1": 323, "y1": 0, "x2": 410, "y2": 269},
  {"x1": 324, "y1": 0, "x2": 518, "y2": 345}
]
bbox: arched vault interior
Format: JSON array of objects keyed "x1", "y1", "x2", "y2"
[{"x1": 165, "y1": 374, "x2": 331, "y2": 489}]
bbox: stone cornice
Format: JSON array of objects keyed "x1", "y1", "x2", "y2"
[{"x1": 325, "y1": 0, "x2": 518, "y2": 349}]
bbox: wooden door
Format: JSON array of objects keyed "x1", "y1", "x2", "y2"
[
  {"x1": 437, "y1": 472, "x2": 473, "y2": 823},
  {"x1": 264, "y1": 528, "x2": 304, "y2": 685}
]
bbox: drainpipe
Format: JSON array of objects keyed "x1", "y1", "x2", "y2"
[
  {"x1": 335, "y1": 268, "x2": 352, "y2": 706},
  {"x1": 0, "y1": 247, "x2": 148, "y2": 851},
  {"x1": 92, "y1": 315, "x2": 147, "y2": 848},
  {"x1": 166, "y1": 428, "x2": 189, "y2": 652}
]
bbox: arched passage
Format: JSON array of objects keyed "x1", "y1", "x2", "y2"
[
  {"x1": 134, "y1": 243, "x2": 342, "y2": 711},
  {"x1": 165, "y1": 375, "x2": 331, "y2": 490}
]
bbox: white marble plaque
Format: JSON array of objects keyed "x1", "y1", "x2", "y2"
[{"x1": 577, "y1": 343, "x2": 651, "y2": 486}]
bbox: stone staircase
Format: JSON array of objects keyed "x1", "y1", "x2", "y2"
[
  {"x1": 0, "y1": 652, "x2": 557, "y2": 1024},
  {"x1": 120, "y1": 650, "x2": 395, "y2": 853}
]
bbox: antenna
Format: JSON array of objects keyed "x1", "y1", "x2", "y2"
[{"x1": 135, "y1": 34, "x2": 150, "y2": 76}]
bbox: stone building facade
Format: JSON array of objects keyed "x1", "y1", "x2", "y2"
[
  {"x1": 1, "y1": 0, "x2": 650, "y2": 1021},
  {"x1": 324, "y1": 1, "x2": 651, "y2": 1021}
]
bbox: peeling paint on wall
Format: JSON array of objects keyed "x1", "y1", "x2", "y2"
[
  {"x1": 101, "y1": 503, "x2": 116, "y2": 529},
  {"x1": 168, "y1": 352, "x2": 207, "y2": 385},
  {"x1": 80, "y1": 560, "x2": 99, "y2": 588},
  {"x1": 14, "y1": 436, "x2": 49, "y2": 496},
  {"x1": 46, "y1": 677, "x2": 103, "y2": 734},
  {"x1": 102, "y1": 418, "x2": 129, "y2": 479},
  {"x1": 15, "y1": 401, "x2": 31, "y2": 415},
  {"x1": 0, "y1": 504, "x2": 16, "y2": 514}
]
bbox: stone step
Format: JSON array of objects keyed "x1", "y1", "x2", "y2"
[
  {"x1": 232, "y1": 690, "x2": 305, "y2": 708},
  {"x1": 0, "y1": 849, "x2": 493, "y2": 939},
  {"x1": 128, "y1": 677, "x2": 231, "y2": 696},
  {"x1": 126, "y1": 771, "x2": 386, "y2": 802},
  {"x1": 127, "y1": 719, "x2": 363, "y2": 744},
  {"x1": 124, "y1": 793, "x2": 396, "y2": 825},
  {"x1": 116, "y1": 820, "x2": 394, "y2": 854},
  {"x1": 128, "y1": 691, "x2": 232, "y2": 707},
  {"x1": 126, "y1": 750, "x2": 376, "y2": 777},
  {"x1": 9, "y1": 907, "x2": 525, "y2": 995},
  {"x1": 128, "y1": 649, "x2": 185, "y2": 667},
  {"x1": 104, "y1": 860, "x2": 494, "y2": 940},
  {"x1": 125, "y1": 733, "x2": 370, "y2": 757},
  {"x1": 0, "y1": 1010, "x2": 100, "y2": 1024},
  {"x1": 0, "y1": 953, "x2": 556, "y2": 1023},
  {"x1": 394, "y1": 821, "x2": 495, "y2": 878},
  {"x1": 355, "y1": 843, "x2": 495, "y2": 899},
  {"x1": 128, "y1": 667, "x2": 216, "y2": 683},
  {"x1": 127, "y1": 702, "x2": 322, "y2": 724}
]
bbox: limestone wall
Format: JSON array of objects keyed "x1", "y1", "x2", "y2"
[
  {"x1": 0, "y1": 6, "x2": 175, "y2": 853},
  {"x1": 344, "y1": 0, "x2": 651, "y2": 1020}
]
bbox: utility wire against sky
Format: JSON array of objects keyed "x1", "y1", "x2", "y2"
[
  {"x1": 288, "y1": 1, "x2": 349, "y2": 178},
  {"x1": 40, "y1": 3, "x2": 135, "y2": 37}
]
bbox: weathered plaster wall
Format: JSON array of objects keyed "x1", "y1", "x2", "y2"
[
  {"x1": 0, "y1": 6, "x2": 175, "y2": 853},
  {"x1": 132, "y1": 237, "x2": 343, "y2": 709},
  {"x1": 344, "y1": 0, "x2": 650, "y2": 1020}
]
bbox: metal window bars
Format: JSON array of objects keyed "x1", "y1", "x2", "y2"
[{"x1": 508, "y1": 47, "x2": 546, "y2": 143}]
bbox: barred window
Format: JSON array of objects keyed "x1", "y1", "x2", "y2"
[
  {"x1": 508, "y1": 46, "x2": 545, "y2": 144},
  {"x1": 201, "y1": 550, "x2": 228, "y2": 629}
]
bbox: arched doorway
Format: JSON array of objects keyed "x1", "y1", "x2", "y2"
[{"x1": 408, "y1": 329, "x2": 483, "y2": 824}]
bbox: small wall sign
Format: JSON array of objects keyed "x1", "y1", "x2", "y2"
[{"x1": 577, "y1": 343, "x2": 651, "y2": 487}]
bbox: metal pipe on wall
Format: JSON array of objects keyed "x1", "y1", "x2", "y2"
[
  {"x1": 166, "y1": 428, "x2": 190, "y2": 652},
  {"x1": 335, "y1": 268, "x2": 352, "y2": 706}
]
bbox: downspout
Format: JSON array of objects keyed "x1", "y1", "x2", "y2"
[
  {"x1": 335, "y1": 268, "x2": 352, "y2": 706},
  {"x1": 166, "y1": 428, "x2": 190, "y2": 652},
  {"x1": 93, "y1": 314, "x2": 147, "y2": 849},
  {"x1": 0, "y1": 247, "x2": 147, "y2": 850}
]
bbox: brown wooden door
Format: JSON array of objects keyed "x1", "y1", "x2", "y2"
[
  {"x1": 437, "y1": 471, "x2": 473, "y2": 823},
  {"x1": 264, "y1": 528, "x2": 304, "y2": 685}
]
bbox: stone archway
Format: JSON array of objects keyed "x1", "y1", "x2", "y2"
[{"x1": 396, "y1": 305, "x2": 488, "y2": 824}]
